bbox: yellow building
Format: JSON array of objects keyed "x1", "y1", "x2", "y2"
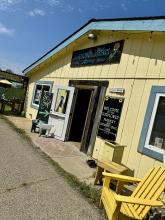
[{"x1": 23, "y1": 16, "x2": 165, "y2": 178}]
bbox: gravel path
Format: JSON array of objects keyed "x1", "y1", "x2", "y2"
[{"x1": 0, "y1": 118, "x2": 104, "y2": 220}]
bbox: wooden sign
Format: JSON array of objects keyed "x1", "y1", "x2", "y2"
[
  {"x1": 97, "y1": 97, "x2": 124, "y2": 141},
  {"x1": 36, "y1": 91, "x2": 53, "y2": 123},
  {"x1": 71, "y1": 40, "x2": 124, "y2": 67}
]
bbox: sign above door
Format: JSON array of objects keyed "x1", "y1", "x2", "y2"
[{"x1": 71, "y1": 40, "x2": 124, "y2": 67}]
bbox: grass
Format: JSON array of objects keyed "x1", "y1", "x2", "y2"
[{"x1": 0, "y1": 114, "x2": 102, "y2": 207}]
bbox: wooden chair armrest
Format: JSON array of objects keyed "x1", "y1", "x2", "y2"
[
  {"x1": 115, "y1": 195, "x2": 163, "y2": 207},
  {"x1": 102, "y1": 172, "x2": 141, "y2": 183}
]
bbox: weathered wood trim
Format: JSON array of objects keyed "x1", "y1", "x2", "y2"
[
  {"x1": 87, "y1": 86, "x2": 107, "y2": 155},
  {"x1": 80, "y1": 86, "x2": 98, "y2": 153}
]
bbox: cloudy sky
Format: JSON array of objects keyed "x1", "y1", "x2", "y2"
[{"x1": 0, "y1": 0, "x2": 164, "y2": 74}]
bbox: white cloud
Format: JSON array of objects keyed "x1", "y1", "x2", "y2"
[
  {"x1": 62, "y1": 4, "x2": 74, "y2": 12},
  {"x1": 0, "y1": 0, "x2": 23, "y2": 11},
  {"x1": 0, "y1": 22, "x2": 15, "y2": 36},
  {"x1": 47, "y1": 0, "x2": 61, "y2": 6},
  {"x1": 91, "y1": 0, "x2": 113, "y2": 12},
  {"x1": 34, "y1": 0, "x2": 74, "y2": 13},
  {"x1": 28, "y1": 8, "x2": 46, "y2": 17},
  {"x1": 78, "y1": 8, "x2": 83, "y2": 13},
  {"x1": 121, "y1": 3, "x2": 127, "y2": 11},
  {"x1": 67, "y1": 5, "x2": 74, "y2": 11}
]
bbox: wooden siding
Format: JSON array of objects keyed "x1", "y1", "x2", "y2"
[{"x1": 26, "y1": 31, "x2": 165, "y2": 177}]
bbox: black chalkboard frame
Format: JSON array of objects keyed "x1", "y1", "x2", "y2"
[
  {"x1": 36, "y1": 91, "x2": 53, "y2": 123},
  {"x1": 97, "y1": 96, "x2": 124, "y2": 142}
]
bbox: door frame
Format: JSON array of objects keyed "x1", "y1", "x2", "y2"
[{"x1": 69, "y1": 80, "x2": 109, "y2": 154}]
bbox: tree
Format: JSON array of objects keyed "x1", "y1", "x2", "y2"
[{"x1": 5, "y1": 69, "x2": 15, "y2": 74}]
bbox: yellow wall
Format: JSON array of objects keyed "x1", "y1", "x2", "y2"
[{"x1": 25, "y1": 31, "x2": 165, "y2": 178}]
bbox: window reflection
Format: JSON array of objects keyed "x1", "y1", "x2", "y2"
[
  {"x1": 33, "y1": 84, "x2": 51, "y2": 106},
  {"x1": 149, "y1": 97, "x2": 165, "y2": 150}
]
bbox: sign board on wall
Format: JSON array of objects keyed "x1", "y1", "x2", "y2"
[
  {"x1": 71, "y1": 40, "x2": 124, "y2": 67},
  {"x1": 36, "y1": 91, "x2": 53, "y2": 123},
  {"x1": 97, "y1": 97, "x2": 124, "y2": 141}
]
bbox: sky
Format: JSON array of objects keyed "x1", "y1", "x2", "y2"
[{"x1": 0, "y1": 0, "x2": 164, "y2": 75}]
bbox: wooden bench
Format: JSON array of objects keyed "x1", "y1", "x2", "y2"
[{"x1": 94, "y1": 160, "x2": 128, "y2": 185}]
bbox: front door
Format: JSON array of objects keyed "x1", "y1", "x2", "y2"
[{"x1": 48, "y1": 85, "x2": 75, "y2": 141}]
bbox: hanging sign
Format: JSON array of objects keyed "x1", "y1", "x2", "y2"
[
  {"x1": 36, "y1": 91, "x2": 53, "y2": 123},
  {"x1": 71, "y1": 40, "x2": 124, "y2": 67},
  {"x1": 97, "y1": 97, "x2": 124, "y2": 141}
]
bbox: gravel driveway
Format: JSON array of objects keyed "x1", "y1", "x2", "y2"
[{"x1": 0, "y1": 118, "x2": 104, "y2": 220}]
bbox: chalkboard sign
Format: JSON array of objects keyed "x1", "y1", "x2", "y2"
[
  {"x1": 71, "y1": 40, "x2": 124, "y2": 67},
  {"x1": 36, "y1": 91, "x2": 53, "y2": 123},
  {"x1": 97, "y1": 97, "x2": 124, "y2": 141}
]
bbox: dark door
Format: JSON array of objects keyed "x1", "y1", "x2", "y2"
[
  {"x1": 69, "y1": 89, "x2": 92, "y2": 142},
  {"x1": 69, "y1": 80, "x2": 109, "y2": 154}
]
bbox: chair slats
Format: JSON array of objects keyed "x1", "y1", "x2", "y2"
[
  {"x1": 133, "y1": 167, "x2": 161, "y2": 198},
  {"x1": 121, "y1": 167, "x2": 165, "y2": 219},
  {"x1": 137, "y1": 171, "x2": 165, "y2": 217},
  {"x1": 122, "y1": 203, "x2": 141, "y2": 219},
  {"x1": 101, "y1": 166, "x2": 165, "y2": 220},
  {"x1": 134, "y1": 167, "x2": 165, "y2": 213}
]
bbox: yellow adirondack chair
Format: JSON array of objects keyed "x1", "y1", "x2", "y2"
[{"x1": 100, "y1": 166, "x2": 165, "y2": 220}]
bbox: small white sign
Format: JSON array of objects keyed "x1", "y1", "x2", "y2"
[{"x1": 109, "y1": 88, "x2": 125, "y2": 94}]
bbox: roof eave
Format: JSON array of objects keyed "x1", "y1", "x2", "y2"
[{"x1": 23, "y1": 17, "x2": 165, "y2": 75}]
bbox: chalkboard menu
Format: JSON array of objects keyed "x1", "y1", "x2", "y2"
[
  {"x1": 71, "y1": 40, "x2": 124, "y2": 67},
  {"x1": 97, "y1": 97, "x2": 124, "y2": 141},
  {"x1": 36, "y1": 91, "x2": 53, "y2": 123}
]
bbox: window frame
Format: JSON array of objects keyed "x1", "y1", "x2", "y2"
[
  {"x1": 144, "y1": 93, "x2": 165, "y2": 154},
  {"x1": 31, "y1": 81, "x2": 53, "y2": 109},
  {"x1": 138, "y1": 86, "x2": 165, "y2": 162}
]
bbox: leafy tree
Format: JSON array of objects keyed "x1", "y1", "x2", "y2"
[{"x1": 6, "y1": 69, "x2": 14, "y2": 74}]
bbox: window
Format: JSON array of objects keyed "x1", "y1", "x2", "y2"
[
  {"x1": 31, "y1": 81, "x2": 53, "y2": 109},
  {"x1": 138, "y1": 86, "x2": 165, "y2": 161},
  {"x1": 145, "y1": 94, "x2": 165, "y2": 154}
]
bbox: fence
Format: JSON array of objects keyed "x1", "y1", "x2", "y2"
[{"x1": 0, "y1": 98, "x2": 24, "y2": 115}]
